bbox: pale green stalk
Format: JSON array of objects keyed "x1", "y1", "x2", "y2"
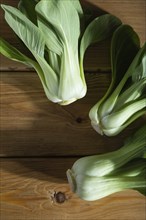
[
  {"x1": 89, "y1": 25, "x2": 146, "y2": 136},
  {"x1": 67, "y1": 125, "x2": 146, "y2": 201},
  {"x1": 0, "y1": 0, "x2": 121, "y2": 105}
]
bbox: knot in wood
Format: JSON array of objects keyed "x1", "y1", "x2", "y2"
[
  {"x1": 54, "y1": 192, "x2": 66, "y2": 204},
  {"x1": 76, "y1": 117, "x2": 82, "y2": 123}
]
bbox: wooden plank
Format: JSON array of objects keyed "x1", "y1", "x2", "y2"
[
  {"x1": 1, "y1": 158, "x2": 145, "y2": 220},
  {"x1": 0, "y1": 0, "x2": 145, "y2": 71},
  {"x1": 1, "y1": 71, "x2": 145, "y2": 157},
  {"x1": 87, "y1": 0, "x2": 146, "y2": 44}
]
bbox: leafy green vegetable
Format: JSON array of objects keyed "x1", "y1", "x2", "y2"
[
  {"x1": 0, "y1": 0, "x2": 121, "y2": 105},
  {"x1": 67, "y1": 125, "x2": 146, "y2": 201},
  {"x1": 89, "y1": 25, "x2": 146, "y2": 136},
  {"x1": 18, "y1": 0, "x2": 39, "y2": 25}
]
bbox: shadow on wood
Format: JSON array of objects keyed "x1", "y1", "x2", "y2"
[
  {"x1": 1, "y1": 72, "x2": 146, "y2": 183},
  {"x1": 1, "y1": 158, "x2": 77, "y2": 183},
  {"x1": 2, "y1": 72, "x2": 145, "y2": 157}
]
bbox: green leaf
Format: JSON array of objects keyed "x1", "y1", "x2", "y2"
[
  {"x1": 35, "y1": 0, "x2": 80, "y2": 51},
  {"x1": 80, "y1": 14, "x2": 122, "y2": 61},
  {"x1": 113, "y1": 78, "x2": 146, "y2": 112},
  {"x1": 101, "y1": 98, "x2": 146, "y2": 129},
  {"x1": 98, "y1": 25, "x2": 141, "y2": 118},
  {"x1": 71, "y1": 0, "x2": 83, "y2": 18},
  {"x1": 1, "y1": 5, "x2": 45, "y2": 57},
  {"x1": 36, "y1": 8, "x2": 63, "y2": 55},
  {"x1": 18, "y1": 0, "x2": 38, "y2": 25},
  {"x1": 0, "y1": 37, "x2": 47, "y2": 91},
  {"x1": 0, "y1": 38, "x2": 60, "y2": 102},
  {"x1": 33, "y1": 54, "x2": 60, "y2": 102},
  {"x1": 102, "y1": 109, "x2": 146, "y2": 136},
  {"x1": 1, "y1": 4, "x2": 60, "y2": 102},
  {"x1": 111, "y1": 25, "x2": 140, "y2": 87},
  {"x1": 0, "y1": 37, "x2": 34, "y2": 66},
  {"x1": 131, "y1": 42, "x2": 146, "y2": 82},
  {"x1": 46, "y1": 50, "x2": 61, "y2": 77},
  {"x1": 71, "y1": 0, "x2": 85, "y2": 34}
]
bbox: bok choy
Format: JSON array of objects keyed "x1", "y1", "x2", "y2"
[
  {"x1": 0, "y1": 0, "x2": 121, "y2": 105},
  {"x1": 89, "y1": 25, "x2": 146, "y2": 136},
  {"x1": 67, "y1": 125, "x2": 146, "y2": 201}
]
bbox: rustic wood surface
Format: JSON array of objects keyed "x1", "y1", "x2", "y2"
[
  {"x1": 1, "y1": 159, "x2": 146, "y2": 220},
  {"x1": 1, "y1": 71, "x2": 145, "y2": 157},
  {"x1": 0, "y1": 0, "x2": 146, "y2": 220}
]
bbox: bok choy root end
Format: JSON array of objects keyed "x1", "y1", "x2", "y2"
[
  {"x1": 67, "y1": 125, "x2": 146, "y2": 201},
  {"x1": 89, "y1": 25, "x2": 146, "y2": 136}
]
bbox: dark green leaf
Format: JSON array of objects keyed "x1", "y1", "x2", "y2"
[
  {"x1": 80, "y1": 14, "x2": 122, "y2": 61},
  {"x1": 111, "y1": 25, "x2": 140, "y2": 87},
  {"x1": 18, "y1": 0, "x2": 38, "y2": 25}
]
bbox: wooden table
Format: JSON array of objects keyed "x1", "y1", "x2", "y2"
[{"x1": 0, "y1": 0, "x2": 146, "y2": 219}]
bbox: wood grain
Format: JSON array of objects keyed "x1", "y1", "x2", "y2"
[
  {"x1": 1, "y1": 71, "x2": 145, "y2": 157},
  {"x1": 0, "y1": 1, "x2": 146, "y2": 219},
  {"x1": 1, "y1": 159, "x2": 146, "y2": 220},
  {"x1": 87, "y1": 0, "x2": 146, "y2": 44}
]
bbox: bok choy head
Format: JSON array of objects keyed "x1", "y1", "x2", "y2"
[
  {"x1": 0, "y1": 0, "x2": 121, "y2": 105},
  {"x1": 67, "y1": 125, "x2": 146, "y2": 201},
  {"x1": 89, "y1": 25, "x2": 146, "y2": 135}
]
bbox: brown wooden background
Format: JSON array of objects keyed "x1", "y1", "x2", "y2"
[{"x1": 0, "y1": 0, "x2": 146, "y2": 219}]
